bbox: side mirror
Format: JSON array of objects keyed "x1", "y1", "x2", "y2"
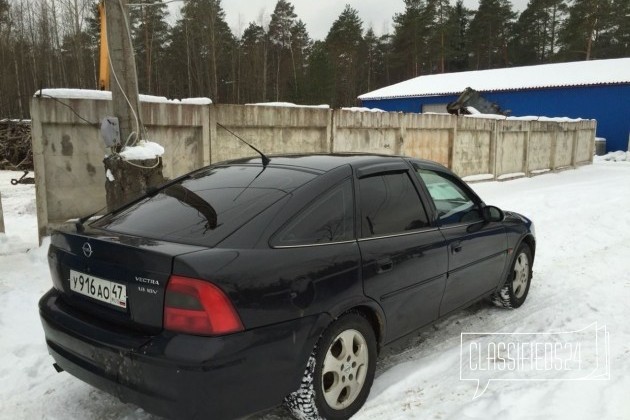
[{"x1": 482, "y1": 205, "x2": 505, "y2": 222}]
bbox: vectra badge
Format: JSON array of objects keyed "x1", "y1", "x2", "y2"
[{"x1": 82, "y1": 242, "x2": 93, "y2": 258}]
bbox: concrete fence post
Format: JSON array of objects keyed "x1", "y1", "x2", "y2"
[
  {"x1": 201, "y1": 104, "x2": 212, "y2": 167},
  {"x1": 397, "y1": 113, "x2": 407, "y2": 156},
  {"x1": 490, "y1": 121, "x2": 499, "y2": 179},
  {"x1": 208, "y1": 104, "x2": 218, "y2": 164},
  {"x1": 0, "y1": 191, "x2": 5, "y2": 233},
  {"x1": 328, "y1": 109, "x2": 336, "y2": 153},
  {"x1": 571, "y1": 126, "x2": 579, "y2": 168},
  {"x1": 550, "y1": 127, "x2": 558, "y2": 171},
  {"x1": 30, "y1": 98, "x2": 49, "y2": 243},
  {"x1": 448, "y1": 116, "x2": 456, "y2": 170},
  {"x1": 524, "y1": 121, "x2": 532, "y2": 176},
  {"x1": 590, "y1": 121, "x2": 597, "y2": 164}
]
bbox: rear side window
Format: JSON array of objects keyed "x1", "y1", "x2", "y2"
[
  {"x1": 359, "y1": 172, "x2": 429, "y2": 237},
  {"x1": 273, "y1": 179, "x2": 354, "y2": 246},
  {"x1": 92, "y1": 165, "x2": 316, "y2": 247}
]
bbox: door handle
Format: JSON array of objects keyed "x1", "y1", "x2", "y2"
[
  {"x1": 451, "y1": 241, "x2": 463, "y2": 253},
  {"x1": 376, "y1": 258, "x2": 393, "y2": 273}
]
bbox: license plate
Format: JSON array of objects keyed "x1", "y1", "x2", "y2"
[{"x1": 69, "y1": 270, "x2": 127, "y2": 309}]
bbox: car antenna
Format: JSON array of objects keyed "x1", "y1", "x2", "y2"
[{"x1": 216, "y1": 122, "x2": 270, "y2": 167}]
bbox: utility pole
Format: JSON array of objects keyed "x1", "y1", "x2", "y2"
[{"x1": 102, "y1": 0, "x2": 164, "y2": 212}]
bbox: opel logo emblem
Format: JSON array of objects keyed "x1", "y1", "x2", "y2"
[{"x1": 82, "y1": 242, "x2": 93, "y2": 258}]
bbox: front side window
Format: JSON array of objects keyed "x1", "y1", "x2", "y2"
[
  {"x1": 416, "y1": 168, "x2": 483, "y2": 225},
  {"x1": 359, "y1": 172, "x2": 429, "y2": 237},
  {"x1": 273, "y1": 180, "x2": 354, "y2": 246}
]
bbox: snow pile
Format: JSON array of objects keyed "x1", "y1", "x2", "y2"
[
  {"x1": 2, "y1": 162, "x2": 630, "y2": 419},
  {"x1": 105, "y1": 169, "x2": 115, "y2": 182},
  {"x1": 465, "y1": 113, "x2": 586, "y2": 122},
  {"x1": 118, "y1": 140, "x2": 164, "y2": 160},
  {"x1": 594, "y1": 150, "x2": 630, "y2": 162},
  {"x1": 181, "y1": 98, "x2": 213, "y2": 105},
  {"x1": 34, "y1": 89, "x2": 212, "y2": 105},
  {"x1": 341, "y1": 107, "x2": 387, "y2": 113},
  {"x1": 497, "y1": 172, "x2": 526, "y2": 180},
  {"x1": 462, "y1": 173, "x2": 495, "y2": 182},
  {"x1": 246, "y1": 102, "x2": 330, "y2": 109}
]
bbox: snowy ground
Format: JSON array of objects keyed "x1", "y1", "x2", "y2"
[{"x1": 1, "y1": 162, "x2": 629, "y2": 420}]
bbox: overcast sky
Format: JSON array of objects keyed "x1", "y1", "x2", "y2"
[{"x1": 168, "y1": 0, "x2": 530, "y2": 40}]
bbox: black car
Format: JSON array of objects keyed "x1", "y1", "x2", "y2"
[{"x1": 39, "y1": 154, "x2": 535, "y2": 420}]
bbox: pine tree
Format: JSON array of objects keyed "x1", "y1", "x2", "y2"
[
  {"x1": 129, "y1": 0, "x2": 170, "y2": 95},
  {"x1": 467, "y1": 0, "x2": 516, "y2": 69},
  {"x1": 609, "y1": 0, "x2": 630, "y2": 57},
  {"x1": 239, "y1": 22, "x2": 268, "y2": 103},
  {"x1": 559, "y1": 0, "x2": 613, "y2": 60},
  {"x1": 511, "y1": 0, "x2": 567, "y2": 65},
  {"x1": 425, "y1": 0, "x2": 453, "y2": 73},
  {"x1": 304, "y1": 40, "x2": 333, "y2": 104},
  {"x1": 390, "y1": 0, "x2": 432, "y2": 82},
  {"x1": 325, "y1": 5, "x2": 365, "y2": 107},
  {"x1": 444, "y1": 0, "x2": 472, "y2": 72},
  {"x1": 290, "y1": 19, "x2": 312, "y2": 102},
  {"x1": 170, "y1": 0, "x2": 236, "y2": 102},
  {"x1": 267, "y1": 1, "x2": 311, "y2": 102}
]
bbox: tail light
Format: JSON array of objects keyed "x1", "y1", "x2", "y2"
[{"x1": 164, "y1": 275, "x2": 243, "y2": 336}]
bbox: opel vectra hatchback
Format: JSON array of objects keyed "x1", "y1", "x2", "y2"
[{"x1": 39, "y1": 154, "x2": 535, "y2": 420}]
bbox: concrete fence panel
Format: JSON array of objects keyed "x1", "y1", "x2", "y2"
[
  {"x1": 212, "y1": 105, "x2": 331, "y2": 162},
  {"x1": 402, "y1": 114, "x2": 454, "y2": 167},
  {"x1": 554, "y1": 130, "x2": 575, "y2": 168},
  {"x1": 528, "y1": 131, "x2": 554, "y2": 173},
  {"x1": 575, "y1": 126, "x2": 596, "y2": 164},
  {"x1": 496, "y1": 123, "x2": 527, "y2": 178},
  {"x1": 332, "y1": 110, "x2": 403, "y2": 155}
]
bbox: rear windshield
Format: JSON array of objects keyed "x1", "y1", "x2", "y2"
[{"x1": 92, "y1": 165, "x2": 317, "y2": 247}]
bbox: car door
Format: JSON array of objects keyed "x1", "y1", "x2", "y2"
[
  {"x1": 412, "y1": 164, "x2": 508, "y2": 316},
  {"x1": 356, "y1": 161, "x2": 448, "y2": 343}
]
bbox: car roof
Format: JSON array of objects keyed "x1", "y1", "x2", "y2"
[{"x1": 220, "y1": 153, "x2": 445, "y2": 173}]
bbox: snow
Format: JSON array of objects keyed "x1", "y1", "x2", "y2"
[
  {"x1": 497, "y1": 172, "x2": 526, "y2": 180},
  {"x1": 341, "y1": 107, "x2": 387, "y2": 113},
  {"x1": 34, "y1": 89, "x2": 212, "y2": 105},
  {"x1": 359, "y1": 58, "x2": 630, "y2": 99},
  {"x1": 246, "y1": 102, "x2": 330, "y2": 109},
  {"x1": 2, "y1": 162, "x2": 630, "y2": 419},
  {"x1": 465, "y1": 113, "x2": 586, "y2": 122},
  {"x1": 105, "y1": 169, "x2": 115, "y2": 182},
  {"x1": 118, "y1": 140, "x2": 165, "y2": 160},
  {"x1": 181, "y1": 98, "x2": 213, "y2": 105},
  {"x1": 531, "y1": 168, "x2": 551, "y2": 175},
  {"x1": 462, "y1": 173, "x2": 495, "y2": 182},
  {"x1": 595, "y1": 150, "x2": 630, "y2": 162}
]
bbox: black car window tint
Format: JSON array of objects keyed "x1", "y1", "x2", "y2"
[
  {"x1": 359, "y1": 172, "x2": 429, "y2": 237},
  {"x1": 93, "y1": 166, "x2": 316, "y2": 247},
  {"x1": 415, "y1": 168, "x2": 483, "y2": 225},
  {"x1": 274, "y1": 180, "x2": 354, "y2": 246}
]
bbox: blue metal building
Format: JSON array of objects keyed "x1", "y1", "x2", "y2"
[{"x1": 359, "y1": 58, "x2": 630, "y2": 152}]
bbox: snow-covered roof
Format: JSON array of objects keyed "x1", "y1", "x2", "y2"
[{"x1": 359, "y1": 58, "x2": 630, "y2": 100}]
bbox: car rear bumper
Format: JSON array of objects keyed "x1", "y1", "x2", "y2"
[{"x1": 39, "y1": 288, "x2": 330, "y2": 420}]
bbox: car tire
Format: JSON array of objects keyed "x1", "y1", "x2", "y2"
[
  {"x1": 284, "y1": 312, "x2": 377, "y2": 420},
  {"x1": 492, "y1": 243, "x2": 533, "y2": 309}
]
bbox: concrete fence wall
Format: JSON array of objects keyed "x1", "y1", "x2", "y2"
[{"x1": 30, "y1": 97, "x2": 595, "y2": 236}]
